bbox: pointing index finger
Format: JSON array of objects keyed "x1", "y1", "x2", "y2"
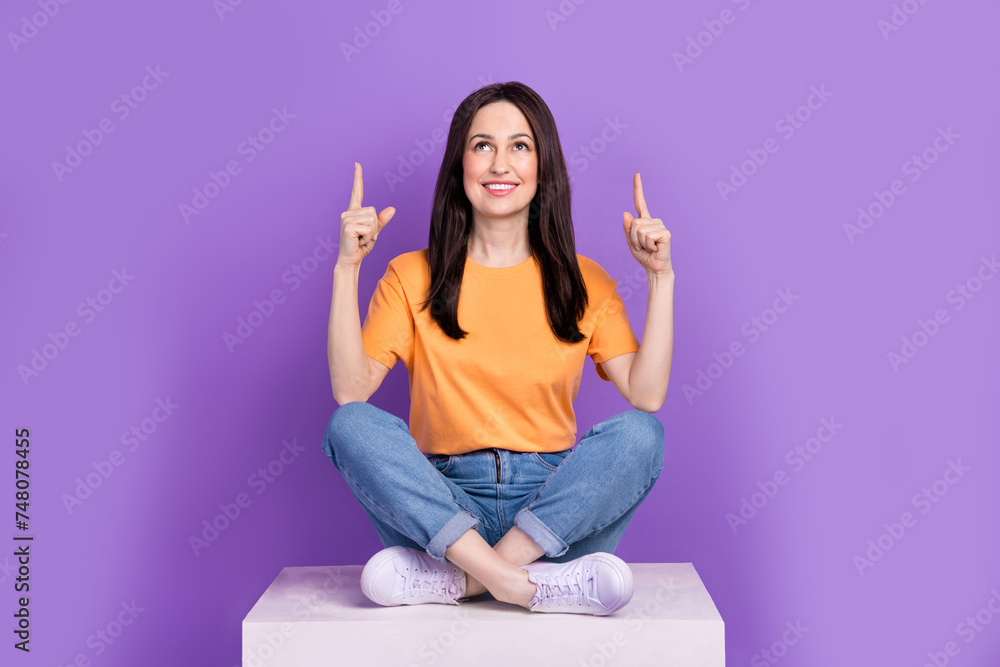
[
  {"x1": 349, "y1": 162, "x2": 363, "y2": 210},
  {"x1": 633, "y1": 172, "x2": 650, "y2": 219}
]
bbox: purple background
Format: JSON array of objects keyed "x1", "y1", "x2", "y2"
[{"x1": 2, "y1": 0, "x2": 999, "y2": 665}]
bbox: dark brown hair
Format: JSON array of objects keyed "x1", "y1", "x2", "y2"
[{"x1": 419, "y1": 81, "x2": 588, "y2": 343}]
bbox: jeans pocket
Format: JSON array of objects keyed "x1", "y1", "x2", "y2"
[
  {"x1": 529, "y1": 448, "x2": 572, "y2": 472},
  {"x1": 426, "y1": 454, "x2": 453, "y2": 475}
]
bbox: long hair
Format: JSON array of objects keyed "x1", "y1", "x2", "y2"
[{"x1": 419, "y1": 81, "x2": 588, "y2": 344}]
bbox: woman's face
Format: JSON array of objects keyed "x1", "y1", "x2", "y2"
[{"x1": 462, "y1": 101, "x2": 539, "y2": 226}]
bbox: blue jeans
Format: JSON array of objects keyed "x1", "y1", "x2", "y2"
[{"x1": 321, "y1": 401, "x2": 664, "y2": 564}]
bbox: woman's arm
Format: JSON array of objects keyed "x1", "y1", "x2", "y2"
[
  {"x1": 328, "y1": 262, "x2": 389, "y2": 403},
  {"x1": 634, "y1": 270, "x2": 675, "y2": 410},
  {"x1": 599, "y1": 173, "x2": 674, "y2": 412},
  {"x1": 599, "y1": 271, "x2": 674, "y2": 412},
  {"x1": 328, "y1": 163, "x2": 394, "y2": 404}
]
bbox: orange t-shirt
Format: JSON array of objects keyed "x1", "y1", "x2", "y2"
[{"x1": 360, "y1": 249, "x2": 640, "y2": 455}]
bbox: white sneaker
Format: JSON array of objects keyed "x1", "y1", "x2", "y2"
[
  {"x1": 360, "y1": 546, "x2": 467, "y2": 606},
  {"x1": 521, "y1": 552, "x2": 634, "y2": 615}
]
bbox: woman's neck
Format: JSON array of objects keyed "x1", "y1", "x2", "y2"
[{"x1": 466, "y1": 217, "x2": 531, "y2": 268}]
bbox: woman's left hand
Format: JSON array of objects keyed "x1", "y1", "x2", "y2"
[{"x1": 623, "y1": 173, "x2": 672, "y2": 279}]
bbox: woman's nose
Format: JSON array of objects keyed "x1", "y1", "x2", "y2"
[{"x1": 490, "y1": 152, "x2": 509, "y2": 173}]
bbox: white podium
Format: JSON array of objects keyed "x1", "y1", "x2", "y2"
[{"x1": 242, "y1": 563, "x2": 724, "y2": 666}]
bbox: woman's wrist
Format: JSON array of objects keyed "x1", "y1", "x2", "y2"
[
  {"x1": 647, "y1": 268, "x2": 674, "y2": 287},
  {"x1": 334, "y1": 259, "x2": 361, "y2": 277}
]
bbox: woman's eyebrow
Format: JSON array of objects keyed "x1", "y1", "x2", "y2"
[{"x1": 469, "y1": 133, "x2": 534, "y2": 143}]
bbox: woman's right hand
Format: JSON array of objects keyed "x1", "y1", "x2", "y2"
[{"x1": 338, "y1": 162, "x2": 394, "y2": 268}]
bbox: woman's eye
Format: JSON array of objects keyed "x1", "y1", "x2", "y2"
[{"x1": 474, "y1": 141, "x2": 529, "y2": 151}]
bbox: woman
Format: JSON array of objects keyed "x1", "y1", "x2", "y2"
[{"x1": 323, "y1": 81, "x2": 674, "y2": 616}]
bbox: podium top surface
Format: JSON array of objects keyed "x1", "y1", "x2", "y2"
[{"x1": 243, "y1": 562, "x2": 723, "y2": 626}]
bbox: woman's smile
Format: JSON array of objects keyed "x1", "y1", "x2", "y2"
[{"x1": 482, "y1": 181, "x2": 519, "y2": 196}]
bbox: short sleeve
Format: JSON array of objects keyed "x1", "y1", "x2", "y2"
[
  {"x1": 360, "y1": 261, "x2": 414, "y2": 371},
  {"x1": 587, "y1": 284, "x2": 640, "y2": 382}
]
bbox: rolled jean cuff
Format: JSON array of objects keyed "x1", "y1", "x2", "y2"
[
  {"x1": 514, "y1": 508, "x2": 569, "y2": 559},
  {"x1": 426, "y1": 510, "x2": 480, "y2": 562}
]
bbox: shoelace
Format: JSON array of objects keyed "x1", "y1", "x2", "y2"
[
  {"x1": 399, "y1": 563, "x2": 462, "y2": 602},
  {"x1": 532, "y1": 568, "x2": 593, "y2": 609}
]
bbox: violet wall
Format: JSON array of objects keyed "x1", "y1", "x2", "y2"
[{"x1": 2, "y1": 0, "x2": 998, "y2": 665}]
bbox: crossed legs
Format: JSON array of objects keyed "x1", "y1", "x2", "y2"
[{"x1": 322, "y1": 401, "x2": 665, "y2": 611}]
